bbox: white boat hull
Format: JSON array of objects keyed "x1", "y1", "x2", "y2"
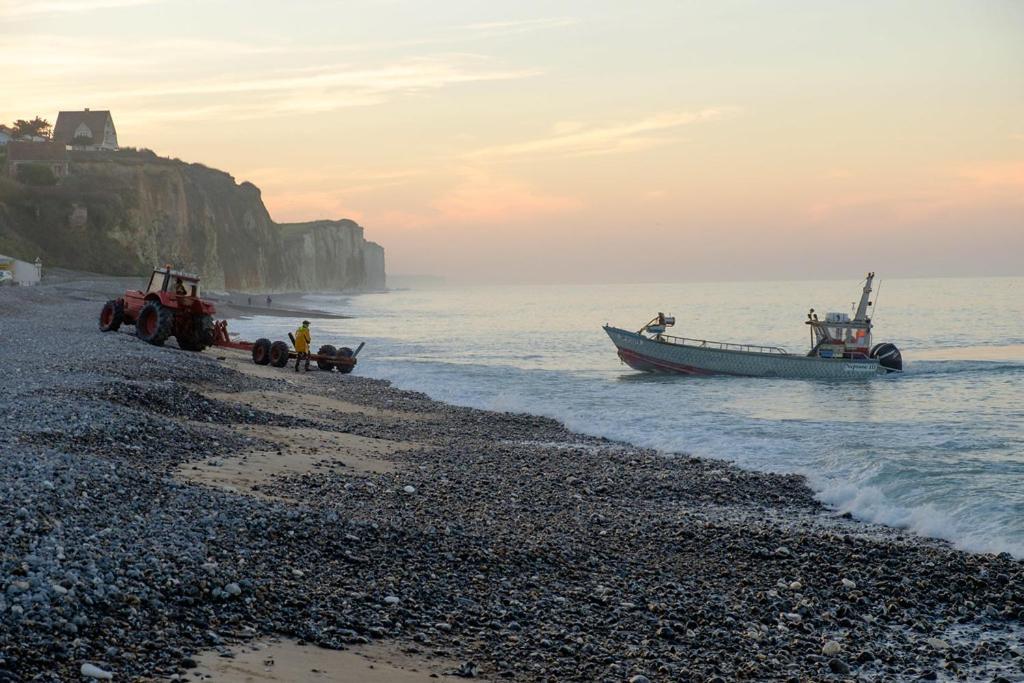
[{"x1": 604, "y1": 326, "x2": 889, "y2": 380}]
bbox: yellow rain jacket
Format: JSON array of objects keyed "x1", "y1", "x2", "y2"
[{"x1": 294, "y1": 326, "x2": 311, "y2": 353}]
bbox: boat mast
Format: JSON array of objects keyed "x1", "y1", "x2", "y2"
[
  {"x1": 853, "y1": 272, "x2": 874, "y2": 322},
  {"x1": 847, "y1": 272, "x2": 874, "y2": 344}
]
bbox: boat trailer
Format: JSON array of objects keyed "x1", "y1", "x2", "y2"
[{"x1": 211, "y1": 320, "x2": 364, "y2": 373}]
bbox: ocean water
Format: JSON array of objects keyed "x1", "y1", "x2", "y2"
[{"x1": 229, "y1": 277, "x2": 1024, "y2": 558}]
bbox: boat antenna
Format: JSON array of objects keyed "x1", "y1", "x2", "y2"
[{"x1": 873, "y1": 277, "x2": 883, "y2": 319}]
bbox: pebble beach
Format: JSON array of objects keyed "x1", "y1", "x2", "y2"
[{"x1": 1, "y1": 281, "x2": 1022, "y2": 682}]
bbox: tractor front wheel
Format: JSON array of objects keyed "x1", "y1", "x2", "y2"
[
  {"x1": 252, "y1": 338, "x2": 272, "y2": 365},
  {"x1": 99, "y1": 299, "x2": 124, "y2": 332},
  {"x1": 136, "y1": 302, "x2": 172, "y2": 346},
  {"x1": 270, "y1": 340, "x2": 290, "y2": 367},
  {"x1": 316, "y1": 344, "x2": 337, "y2": 371}
]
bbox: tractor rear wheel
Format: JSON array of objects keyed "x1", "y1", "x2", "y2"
[
  {"x1": 99, "y1": 299, "x2": 124, "y2": 332},
  {"x1": 177, "y1": 314, "x2": 215, "y2": 352},
  {"x1": 316, "y1": 344, "x2": 337, "y2": 371},
  {"x1": 196, "y1": 314, "x2": 215, "y2": 347},
  {"x1": 136, "y1": 302, "x2": 172, "y2": 346},
  {"x1": 336, "y1": 346, "x2": 354, "y2": 374},
  {"x1": 252, "y1": 338, "x2": 272, "y2": 365},
  {"x1": 270, "y1": 340, "x2": 290, "y2": 367}
]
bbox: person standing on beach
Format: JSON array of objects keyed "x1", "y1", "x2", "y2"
[
  {"x1": 248, "y1": 296, "x2": 252, "y2": 306},
  {"x1": 266, "y1": 295, "x2": 272, "y2": 307},
  {"x1": 293, "y1": 320, "x2": 311, "y2": 372}
]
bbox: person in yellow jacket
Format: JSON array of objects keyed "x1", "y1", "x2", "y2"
[{"x1": 293, "y1": 320, "x2": 311, "y2": 372}]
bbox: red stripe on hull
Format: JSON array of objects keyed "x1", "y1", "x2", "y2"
[{"x1": 616, "y1": 348, "x2": 716, "y2": 376}]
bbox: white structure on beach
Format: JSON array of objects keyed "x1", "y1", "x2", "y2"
[{"x1": 0, "y1": 254, "x2": 42, "y2": 285}]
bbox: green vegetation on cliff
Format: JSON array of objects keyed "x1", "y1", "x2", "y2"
[{"x1": 0, "y1": 169, "x2": 141, "y2": 274}]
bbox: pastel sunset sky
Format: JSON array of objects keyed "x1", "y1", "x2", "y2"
[{"x1": 3, "y1": 0, "x2": 1022, "y2": 282}]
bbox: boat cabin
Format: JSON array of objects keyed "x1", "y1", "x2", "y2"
[{"x1": 805, "y1": 272, "x2": 877, "y2": 359}]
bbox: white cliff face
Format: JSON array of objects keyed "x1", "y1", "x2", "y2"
[
  {"x1": 0, "y1": 152, "x2": 386, "y2": 292},
  {"x1": 278, "y1": 220, "x2": 385, "y2": 291},
  {"x1": 363, "y1": 242, "x2": 386, "y2": 290}
]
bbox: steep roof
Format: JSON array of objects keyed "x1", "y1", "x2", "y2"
[
  {"x1": 53, "y1": 110, "x2": 113, "y2": 144},
  {"x1": 6, "y1": 141, "x2": 69, "y2": 161}
]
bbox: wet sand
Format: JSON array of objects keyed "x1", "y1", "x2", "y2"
[
  {"x1": 190, "y1": 637, "x2": 463, "y2": 682},
  {"x1": 215, "y1": 301, "x2": 351, "y2": 320}
]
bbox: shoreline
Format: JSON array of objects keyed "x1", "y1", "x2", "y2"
[
  {"x1": 1, "y1": 283, "x2": 1022, "y2": 681},
  {"x1": 213, "y1": 300, "x2": 352, "y2": 320}
]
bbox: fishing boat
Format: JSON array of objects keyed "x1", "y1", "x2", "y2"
[{"x1": 604, "y1": 272, "x2": 902, "y2": 379}]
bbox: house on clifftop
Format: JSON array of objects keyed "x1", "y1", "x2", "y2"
[{"x1": 53, "y1": 109, "x2": 118, "y2": 150}]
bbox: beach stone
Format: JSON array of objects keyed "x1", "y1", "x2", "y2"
[
  {"x1": 828, "y1": 659, "x2": 850, "y2": 674},
  {"x1": 384, "y1": 596, "x2": 400, "y2": 605},
  {"x1": 822, "y1": 641, "x2": 842, "y2": 656},
  {"x1": 80, "y1": 663, "x2": 113, "y2": 679},
  {"x1": 924, "y1": 638, "x2": 949, "y2": 650}
]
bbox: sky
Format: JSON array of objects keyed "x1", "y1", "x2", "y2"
[{"x1": 2, "y1": 0, "x2": 1022, "y2": 283}]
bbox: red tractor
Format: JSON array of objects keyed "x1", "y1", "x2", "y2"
[{"x1": 99, "y1": 266, "x2": 216, "y2": 351}]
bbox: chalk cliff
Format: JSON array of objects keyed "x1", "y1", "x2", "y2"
[{"x1": 0, "y1": 149, "x2": 385, "y2": 291}]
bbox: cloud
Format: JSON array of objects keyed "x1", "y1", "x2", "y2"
[
  {"x1": 957, "y1": 162, "x2": 1024, "y2": 191},
  {"x1": 453, "y1": 17, "x2": 580, "y2": 36},
  {"x1": 114, "y1": 57, "x2": 538, "y2": 101},
  {"x1": 0, "y1": 0, "x2": 158, "y2": 18},
  {"x1": 2, "y1": 43, "x2": 539, "y2": 123},
  {"x1": 805, "y1": 161, "x2": 1024, "y2": 226},
  {"x1": 431, "y1": 169, "x2": 581, "y2": 225},
  {"x1": 465, "y1": 108, "x2": 736, "y2": 162}
]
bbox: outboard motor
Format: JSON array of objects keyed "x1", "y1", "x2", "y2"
[{"x1": 870, "y1": 342, "x2": 903, "y2": 372}]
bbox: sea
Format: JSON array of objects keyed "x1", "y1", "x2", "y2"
[{"x1": 228, "y1": 276, "x2": 1024, "y2": 559}]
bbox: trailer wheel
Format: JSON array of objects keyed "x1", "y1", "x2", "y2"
[
  {"x1": 270, "y1": 340, "x2": 290, "y2": 367},
  {"x1": 316, "y1": 344, "x2": 337, "y2": 371},
  {"x1": 136, "y1": 302, "x2": 172, "y2": 346},
  {"x1": 252, "y1": 338, "x2": 272, "y2": 365},
  {"x1": 336, "y1": 346, "x2": 354, "y2": 374},
  {"x1": 99, "y1": 299, "x2": 124, "y2": 332}
]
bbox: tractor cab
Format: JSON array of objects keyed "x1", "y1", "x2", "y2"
[{"x1": 146, "y1": 266, "x2": 201, "y2": 299}]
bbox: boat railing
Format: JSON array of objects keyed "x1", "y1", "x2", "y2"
[{"x1": 651, "y1": 332, "x2": 789, "y2": 355}]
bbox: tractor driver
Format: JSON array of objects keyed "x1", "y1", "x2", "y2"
[
  {"x1": 293, "y1": 320, "x2": 312, "y2": 372},
  {"x1": 174, "y1": 278, "x2": 187, "y2": 296}
]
